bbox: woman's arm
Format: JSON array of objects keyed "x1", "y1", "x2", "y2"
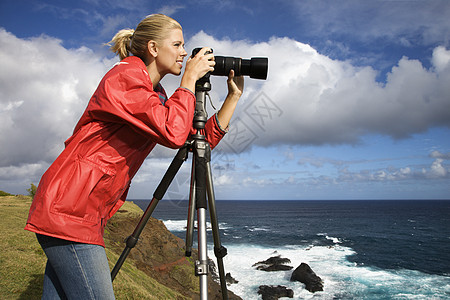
[{"x1": 199, "y1": 70, "x2": 244, "y2": 149}]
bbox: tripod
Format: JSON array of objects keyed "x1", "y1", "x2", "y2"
[{"x1": 111, "y1": 74, "x2": 229, "y2": 300}]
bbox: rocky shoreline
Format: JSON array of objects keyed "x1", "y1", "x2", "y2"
[{"x1": 226, "y1": 253, "x2": 324, "y2": 299}]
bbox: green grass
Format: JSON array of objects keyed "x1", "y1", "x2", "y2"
[
  {"x1": 0, "y1": 195, "x2": 187, "y2": 300},
  {"x1": 0, "y1": 195, "x2": 46, "y2": 299}
]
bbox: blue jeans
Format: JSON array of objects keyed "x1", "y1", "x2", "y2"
[{"x1": 36, "y1": 234, "x2": 115, "y2": 300}]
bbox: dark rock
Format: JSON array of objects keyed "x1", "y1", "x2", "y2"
[
  {"x1": 257, "y1": 264, "x2": 293, "y2": 271},
  {"x1": 253, "y1": 255, "x2": 293, "y2": 272},
  {"x1": 253, "y1": 255, "x2": 291, "y2": 266},
  {"x1": 257, "y1": 285, "x2": 294, "y2": 300},
  {"x1": 290, "y1": 263, "x2": 323, "y2": 293},
  {"x1": 225, "y1": 272, "x2": 239, "y2": 285},
  {"x1": 208, "y1": 260, "x2": 238, "y2": 285},
  {"x1": 209, "y1": 259, "x2": 219, "y2": 282}
]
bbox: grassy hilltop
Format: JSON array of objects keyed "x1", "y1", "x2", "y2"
[{"x1": 0, "y1": 194, "x2": 239, "y2": 299}]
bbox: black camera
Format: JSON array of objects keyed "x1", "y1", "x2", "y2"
[{"x1": 192, "y1": 48, "x2": 268, "y2": 80}]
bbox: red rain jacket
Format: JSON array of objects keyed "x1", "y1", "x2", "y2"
[{"x1": 25, "y1": 56, "x2": 226, "y2": 246}]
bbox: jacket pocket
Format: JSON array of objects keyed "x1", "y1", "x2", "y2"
[{"x1": 51, "y1": 157, "x2": 115, "y2": 224}]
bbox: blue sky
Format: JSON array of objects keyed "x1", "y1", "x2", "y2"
[{"x1": 0, "y1": 0, "x2": 449, "y2": 200}]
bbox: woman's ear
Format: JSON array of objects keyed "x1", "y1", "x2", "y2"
[{"x1": 147, "y1": 41, "x2": 158, "y2": 57}]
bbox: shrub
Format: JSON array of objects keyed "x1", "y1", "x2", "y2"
[
  {"x1": 27, "y1": 183, "x2": 37, "y2": 198},
  {"x1": 0, "y1": 190, "x2": 13, "y2": 196}
]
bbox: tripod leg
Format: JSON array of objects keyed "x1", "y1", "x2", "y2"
[
  {"x1": 197, "y1": 207, "x2": 209, "y2": 298},
  {"x1": 185, "y1": 139, "x2": 210, "y2": 299},
  {"x1": 111, "y1": 145, "x2": 189, "y2": 281},
  {"x1": 185, "y1": 153, "x2": 209, "y2": 299},
  {"x1": 206, "y1": 161, "x2": 229, "y2": 300},
  {"x1": 185, "y1": 155, "x2": 196, "y2": 257},
  {"x1": 111, "y1": 196, "x2": 159, "y2": 281}
]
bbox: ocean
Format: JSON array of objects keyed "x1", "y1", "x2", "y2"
[{"x1": 131, "y1": 199, "x2": 450, "y2": 299}]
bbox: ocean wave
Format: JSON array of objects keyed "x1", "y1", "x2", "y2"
[
  {"x1": 316, "y1": 233, "x2": 343, "y2": 244},
  {"x1": 325, "y1": 235, "x2": 343, "y2": 244},
  {"x1": 162, "y1": 219, "x2": 230, "y2": 232},
  {"x1": 245, "y1": 225, "x2": 271, "y2": 232}
]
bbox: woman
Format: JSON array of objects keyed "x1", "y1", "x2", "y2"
[{"x1": 25, "y1": 14, "x2": 244, "y2": 299}]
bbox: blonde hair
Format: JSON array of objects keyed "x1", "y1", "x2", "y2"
[{"x1": 108, "y1": 14, "x2": 182, "y2": 60}]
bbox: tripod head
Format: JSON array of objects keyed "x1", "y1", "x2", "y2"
[{"x1": 193, "y1": 74, "x2": 211, "y2": 130}]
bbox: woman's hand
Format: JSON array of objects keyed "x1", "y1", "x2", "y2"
[
  {"x1": 217, "y1": 70, "x2": 245, "y2": 130},
  {"x1": 227, "y1": 69, "x2": 244, "y2": 98},
  {"x1": 181, "y1": 47, "x2": 215, "y2": 92}
]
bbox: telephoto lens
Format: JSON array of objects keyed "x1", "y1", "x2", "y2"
[
  {"x1": 212, "y1": 56, "x2": 268, "y2": 80},
  {"x1": 192, "y1": 48, "x2": 268, "y2": 80}
]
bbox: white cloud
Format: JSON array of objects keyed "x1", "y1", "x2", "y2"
[
  {"x1": 0, "y1": 162, "x2": 47, "y2": 181},
  {"x1": 1, "y1": 28, "x2": 449, "y2": 197},
  {"x1": 213, "y1": 174, "x2": 233, "y2": 185},
  {"x1": 0, "y1": 29, "x2": 114, "y2": 167},
  {"x1": 0, "y1": 30, "x2": 444, "y2": 147},
  {"x1": 157, "y1": 5, "x2": 185, "y2": 16},
  {"x1": 430, "y1": 151, "x2": 450, "y2": 160},
  {"x1": 185, "y1": 32, "x2": 450, "y2": 152},
  {"x1": 432, "y1": 46, "x2": 450, "y2": 73},
  {"x1": 429, "y1": 159, "x2": 447, "y2": 178},
  {"x1": 336, "y1": 159, "x2": 449, "y2": 182},
  {"x1": 196, "y1": 33, "x2": 450, "y2": 145}
]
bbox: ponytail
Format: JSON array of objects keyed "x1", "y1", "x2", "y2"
[
  {"x1": 107, "y1": 29, "x2": 134, "y2": 60},
  {"x1": 108, "y1": 14, "x2": 182, "y2": 61}
]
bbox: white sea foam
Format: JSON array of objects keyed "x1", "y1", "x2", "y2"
[
  {"x1": 210, "y1": 243, "x2": 450, "y2": 299},
  {"x1": 325, "y1": 235, "x2": 342, "y2": 244},
  {"x1": 163, "y1": 220, "x2": 186, "y2": 232},
  {"x1": 162, "y1": 219, "x2": 230, "y2": 232},
  {"x1": 245, "y1": 226, "x2": 271, "y2": 232}
]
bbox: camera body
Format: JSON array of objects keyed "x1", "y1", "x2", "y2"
[{"x1": 192, "y1": 48, "x2": 268, "y2": 80}]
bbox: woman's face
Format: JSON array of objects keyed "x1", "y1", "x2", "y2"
[{"x1": 155, "y1": 28, "x2": 187, "y2": 77}]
